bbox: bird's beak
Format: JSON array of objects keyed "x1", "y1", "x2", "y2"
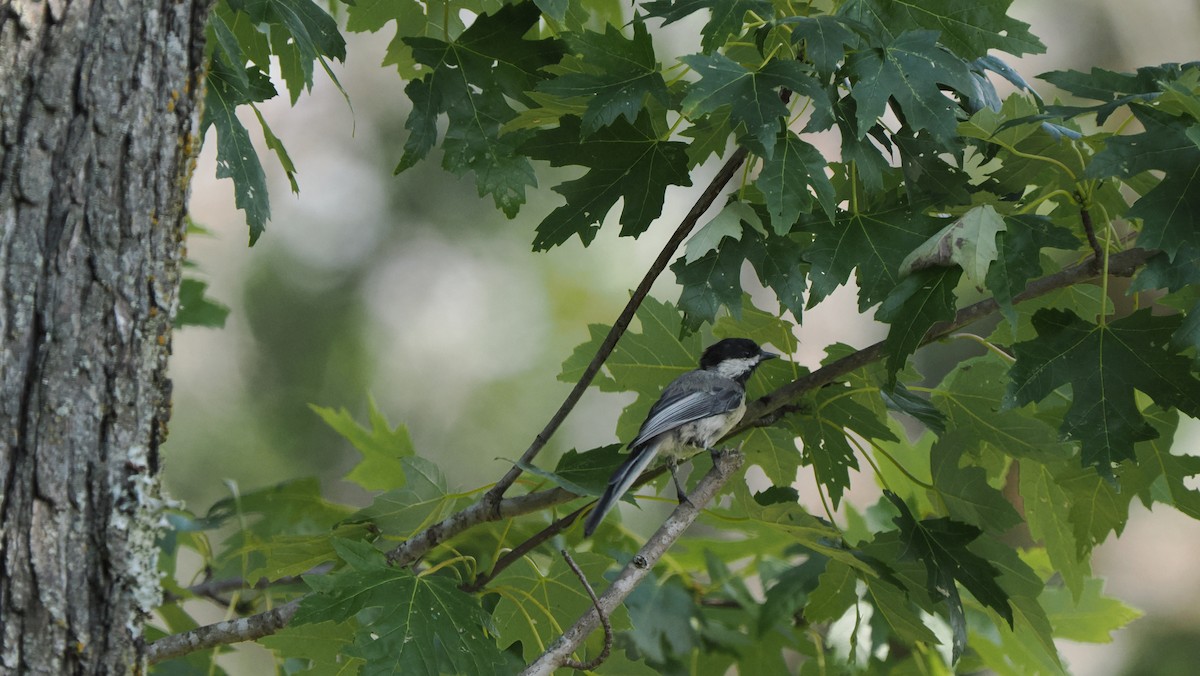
[{"x1": 759, "y1": 350, "x2": 779, "y2": 361}]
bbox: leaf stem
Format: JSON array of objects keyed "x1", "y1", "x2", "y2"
[
  {"x1": 849, "y1": 161, "x2": 859, "y2": 214},
  {"x1": 813, "y1": 467, "x2": 839, "y2": 524},
  {"x1": 948, "y1": 332, "x2": 1015, "y2": 362},
  {"x1": 989, "y1": 137, "x2": 1078, "y2": 181},
  {"x1": 1015, "y1": 188, "x2": 1076, "y2": 214},
  {"x1": 418, "y1": 555, "x2": 474, "y2": 579},
  {"x1": 868, "y1": 438, "x2": 935, "y2": 492},
  {"x1": 846, "y1": 433, "x2": 891, "y2": 491}
]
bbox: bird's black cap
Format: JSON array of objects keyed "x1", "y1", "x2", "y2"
[{"x1": 699, "y1": 338, "x2": 777, "y2": 369}]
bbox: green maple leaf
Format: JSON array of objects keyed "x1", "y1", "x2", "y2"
[
  {"x1": 1005, "y1": 309, "x2": 1200, "y2": 477},
  {"x1": 310, "y1": 399, "x2": 414, "y2": 491},
  {"x1": 803, "y1": 203, "x2": 947, "y2": 310},
  {"x1": 1020, "y1": 460, "x2": 1088, "y2": 600},
  {"x1": 348, "y1": 457, "x2": 458, "y2": 539},
  {"x1": 803, "y1": 560, "x2": 858, "y2": 624},
  {"x1": 785, "y1": 15, "x2": 859, "y2": 77},
  {"x1": 206, "y1": 478, "x2": 351, "y2": 539},
  {"x1": 674, "y1": 228, "x2": 810, "y2": 329},
  {"x1": 739, "y1": 425, "x2": 803, "y2": 489},
  {"x1": 537, "y1": 20, "x2": 669, "y2": 134},
  {"x1": 493, "y1": 553, "x2": 628, "y2": 660},
  {"x1": 177, "y1": 278, "x2": 231, "y2": 328},
  {"x1": 968, "y1": 537, "x2": 1061, "y2": 670},
  {"x1": 880, "y1": 494, "x2": 1010, "y2": 663},
  {"x1": 516, "y1": 444, "x2": 624, "y2": 497},
  {"x1": 795, "y1": 388, "x2": 896, "y2": 507},
  {"x1": 930, "y1": 432, "x2": 1022, "y2": 531},
  {"x1": 397, "y1": 3, "x2": 563, "y2": 217},
  {"x1": 792, "y1": 381, "x2": 897, "y2": 509},
  {"x1": 202, "y1": 45, "x2": 273, "y2": 243},
  {"x1": 672, "y1": 235, "x2": 752, "y2": 332},
  {"x1": 680, "y1": 54, "x2": 827, "y2": 158},
  {"x1": 857, "y1": 530, "x2": 947, "y2": 644},
  {"x1": 229, "y1": 0, "x2": 347, "y2": 101},
  {"x1": 745, "y1": 230, "x2": 810, "y2": 321},
  {"x1": 1056, "y1": 460, "x2": 1141, "y2": 553},
  {"x1": 523, "y1": 114, "x2": 691, "y2": 249},
  {"x1": 846, "y1": 30, "x2": 975, "y2": 146},
  {"x1": 886, "y1": 491, "x2": 1013, "y2": 627},
  {"x1": 933, "y1": 357, "x2": 1075, "y2": 461},
  {"x1": 795, "y1": 416, "x2": 858, "y2": 509},
  {"x1": 1088, "y1": 107, "x2": 1200, "y2": 261},
  {"x1": 1131, "y1": 245, "x2": 1200, "y2": 294},
  {"x1": 345, "y1": 0, "x2": 426, "y2": 76},
  {"x1": 884, "y1": 382, "x2": 947, "y2": 433},
  {"x1": 681, "y1": 107, "x2": 734, "y2": 166},
  {"x1": 875, "y1": 267, "x2": 963, "y2": 387},
  {"x1": 294, "y1": 540, "x2": 517, "y2": 675},
  {"x1": 683, "y1": 201, "x2": 760, "y2": 263},
  {"x1": 643, "y1": 0, "x2": 772, "y2": 52},
  {"x1": 623, "y1": 574, "x2": 702, "y2": 663},
  {"x1": 985, "y1": 214, "x2": 1079, "y2": 329},
  {"x1": 1041, "y1": 579, "x2": 1142, "y2": 644},
  {"x1": 757, "y1": 130, "x2": 837, "y2": 231},
  {"x1": 900, "y1": 204, "x2": 1006, "y2": 284},
  {"x1": 1040, "y1": 62, "x2": 1199, "y2": 123},
  {"x1": 260, "y1": 620, "x2": 362, "y2": 674},
  {"x1": 1133, "y1": 408, "x2": 1200, "y2": 519},
  {"x1": 894, "y1": 129, "x2": 972, "y2": 204},
  {"x1": 548, "y1": 444, "x2": 627, "y2": 496},
  {"x1": 839, "y1": 0, "x2": 1045, "y2": 60}
]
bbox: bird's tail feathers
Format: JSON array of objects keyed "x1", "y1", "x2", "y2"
[{"x1": 582, "y1": 442, "x2": 660, "y2": 537}]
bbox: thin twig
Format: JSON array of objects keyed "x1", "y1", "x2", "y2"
[
  {"x1": 463, "y1": 466, "x2": 670, "y2": 593},
  {"x1": 461, "y1": 504, "x2": 589, "y2": 594},
  {"x1": 559, "y1": 549, "x2": 612, "y2": 672},
  {"x1": 1079, "y1": 201, "x2": 1103, "y2": 266},
  {"x1": 166, "y1": 567, "x2": 328, "y2": 605},
  {"x1": 520, "y1": 451, "x2": 746, "y2": 676}
]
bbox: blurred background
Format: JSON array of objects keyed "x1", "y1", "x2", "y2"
[{"x1": 171, "y1": 0, "x2": 1200, "y2": 672}]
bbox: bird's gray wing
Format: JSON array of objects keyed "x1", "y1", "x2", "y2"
[
  {"x1": 583, "y1": 375, "x2": 743, "y2": 537},
  {"x1": 629, "y1": 379, "x2": 744, "y2": 449}
]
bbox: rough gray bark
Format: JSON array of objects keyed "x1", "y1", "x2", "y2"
[{"x1": 0, "y1": 1, "x2": 208, "y2": 673}]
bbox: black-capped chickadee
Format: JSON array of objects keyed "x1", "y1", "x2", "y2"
[{"x1": 583, "y1": 338, "x2": 778, "y2": 537}]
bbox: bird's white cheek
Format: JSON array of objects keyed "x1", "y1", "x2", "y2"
[{"x1": 714, "y1": 357, "x2": 762, "y2": 380}]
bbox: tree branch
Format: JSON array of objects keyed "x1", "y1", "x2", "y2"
[
  {"x1": 740, "y1": 247, "x2": 1153, "y2": 427},
  {"x1": 146, "y1": 598, "x2": 302, "y2": 664},
  {"x1": 520, "y1": 450, "x2": 746, "y2": 676}
]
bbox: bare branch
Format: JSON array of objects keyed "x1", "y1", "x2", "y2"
[
  {"x1": 559, "y1": 549, "x2": 612, "y2": 672},
  {"x1": 521, "y1": 450, "x2": 746, "y2": 676},
  {"x1": 1076, "y1": 192, "x2": 1104, "y2": 266},
  {"x1": 146, "y1": 598, "x2": 302, "y2": 664}
]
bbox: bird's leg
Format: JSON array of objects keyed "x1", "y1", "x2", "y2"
[{"x1": 667, "y1": 458, "x2": 692, "y2": 506}]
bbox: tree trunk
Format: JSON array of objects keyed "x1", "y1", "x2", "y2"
[{"x1": 0, "y1": 0, "x2": 208, "y2": 672}]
